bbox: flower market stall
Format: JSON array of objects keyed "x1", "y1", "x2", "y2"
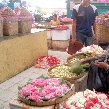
[
  {"x1": 35, "y1": 21, "x2": 71, "y2": 51},
  {"x1": 9, "y1": 44, "x2": 108, "y2": 109}
]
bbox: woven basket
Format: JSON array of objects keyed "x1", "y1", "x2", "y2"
[
  {"x1": 52, "y1": 40, "x2": 69, "y2": 51},
  {"x1": 95, "y1": 24, "x2": 109, "y2": 43},
  {"x1": 48, "y1": 65, "x2": 87, "y2": 83},
  {"x1": 3, "y1": 21, "x2": 18, "y2": 36},
  {"x1": 67, "y1": 53, "x2": 95, "y2": 64},
  {"x1": 18, "y1": 81, "x2": 74, "y2": 106},
  {"x1": 47, "y1": 39, "x2": 52, "y2": 49},
  {"x1": 0, "y1": 20, "x2": 3, "y2": 37},
  {"x1": 18, "y1": 20, "x2": 32, "y2": 34}
]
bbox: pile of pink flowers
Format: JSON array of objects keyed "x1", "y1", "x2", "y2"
[
  {"x1": 1, "y1": 6, "x2": 18, "y2": 22},
  {"x1": 61, "y1": 89, "x2": 109, "y2": 109},
  {"x1": 34, "y1": 56, "x2": 60, "y2": 68},
  {"x1": 19, "y1": 78, "x2": 69, "y2": 102},
  {"x1": 14, "y1": 7, "x2": 33, "y2": 21}
]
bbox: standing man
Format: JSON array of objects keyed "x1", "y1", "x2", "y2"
[{"x1": 71, "y1": 0, "x2": 98, "y2": 46}]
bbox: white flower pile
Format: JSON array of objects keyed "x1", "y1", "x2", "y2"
[
  {"x1": 76, "y1": 44, "x2": 105, "y2": 55},
  {"x1": 61, "y1": 89, "x2": 109, "y2": 109}
]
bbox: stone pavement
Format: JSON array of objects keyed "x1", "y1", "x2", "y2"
[{"x1": 0, "y1": 50, "x2": 70, "y2": 109}]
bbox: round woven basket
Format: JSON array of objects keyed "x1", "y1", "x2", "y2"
[
  {"x1": 18, "y1": 80, "x2": 74, "y2": 106},
  {"x1": 67, "y1": 53, "x2": 94, "y2": 64},
  {"x1": 48, "y1": 65, "x2": 87, "y2": 83}
]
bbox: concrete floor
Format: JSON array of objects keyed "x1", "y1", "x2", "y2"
[{"x1": 0, "y1": 50, "x2": 70, "y2": 109}]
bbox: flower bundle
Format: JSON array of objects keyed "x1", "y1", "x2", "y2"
[
  {"x1": 34, "y1": 56, "x2": 60, "y2": 68},
  {"x1": 76, "y1": 44, "x2": 105, "y2": 56},
  {"x1": 61, "y1": 89, "x2": 109, "y2": 109},
  {"x1": 18, "y1": 77, "x2": 70, "y2": 103}
]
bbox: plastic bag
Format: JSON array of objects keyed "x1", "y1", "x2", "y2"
[{"x1": 67, "y1": 40, "x2": 83, "y2": 55}]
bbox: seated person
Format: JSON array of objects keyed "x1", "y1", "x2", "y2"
[
  {"x1": 50, "y1": 14, "x2": 60, "y2": 26},
  {"x1": 87, "y1": 48, "x2": 109, "y2": 93}
]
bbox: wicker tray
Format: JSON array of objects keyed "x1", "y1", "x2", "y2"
[
  {"x1": 48, "y1": 65, "x2": 87, "y2": 83},
  {"x1": 18, "y1": 80, "x2": 74, "y2": 106}
]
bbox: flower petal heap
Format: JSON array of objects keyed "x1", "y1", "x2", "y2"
[
  {"x1": 18, "y1": 78, "x2": 70, "y2": 102},
  {"x1": 1, "y1": 6, "x2": 18, "y2": 22},
  {"x1": 76, "y1": 44, "x2": 105, "y2": 56},
  {"x1": 15, "y1": 7, "x2": 33, "y2": 21},
  {"x1": 61, "y1": 89, "x2": 109, "y2": 109},
  {"x1": 34, "y1": 56, "x2": 60, "y2": 68}
]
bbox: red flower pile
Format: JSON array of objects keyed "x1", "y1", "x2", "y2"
[
  {"x1": 34, "y1": 56, "x2": 60, "y2": 68},
  {"x1": 55, "y1": 25, "x2": 68, "y2": 30}
]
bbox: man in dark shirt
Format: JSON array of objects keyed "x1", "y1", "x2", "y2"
[{"x1": 71, "y1": 0, "x2": 98, "y2": 46}]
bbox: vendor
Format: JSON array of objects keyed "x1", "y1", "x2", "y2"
[
  {"x1": 50, "y1": 14, "x2": 60, "y2": 26},
  {"x1": 87, "y1": 48, "x2": 109, "y2": 93}
]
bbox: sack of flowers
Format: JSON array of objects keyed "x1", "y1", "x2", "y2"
[
  {"x1": 33, "y1": 55, "x2": 60, "y2": 69},
  {"x1": 0, "y1": 14, "x2": 3, "y2": 37},
  {"x1": 18, "y1": 76, "x2": 74, "y2": 106},
  {"x1": 1, "y1": 6, "x2": 18, "y2": 36},
  {"x1": 60, "y1": 89, "x2": 109, "y2": 109},
  {"x1": 15, "y1": 7, "x2": 33, "y2": 34},
  {"x1": 48, "y1": 64, "x2": 88, "y2": 83}
]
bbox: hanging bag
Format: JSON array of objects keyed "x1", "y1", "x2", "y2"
[{"x1": 67, "y1": 40, "x2": 83, "y2": 55}]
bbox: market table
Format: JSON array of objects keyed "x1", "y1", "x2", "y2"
[{"x1": 0, "y1": 29, "x2": 48, "y2": 83}]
